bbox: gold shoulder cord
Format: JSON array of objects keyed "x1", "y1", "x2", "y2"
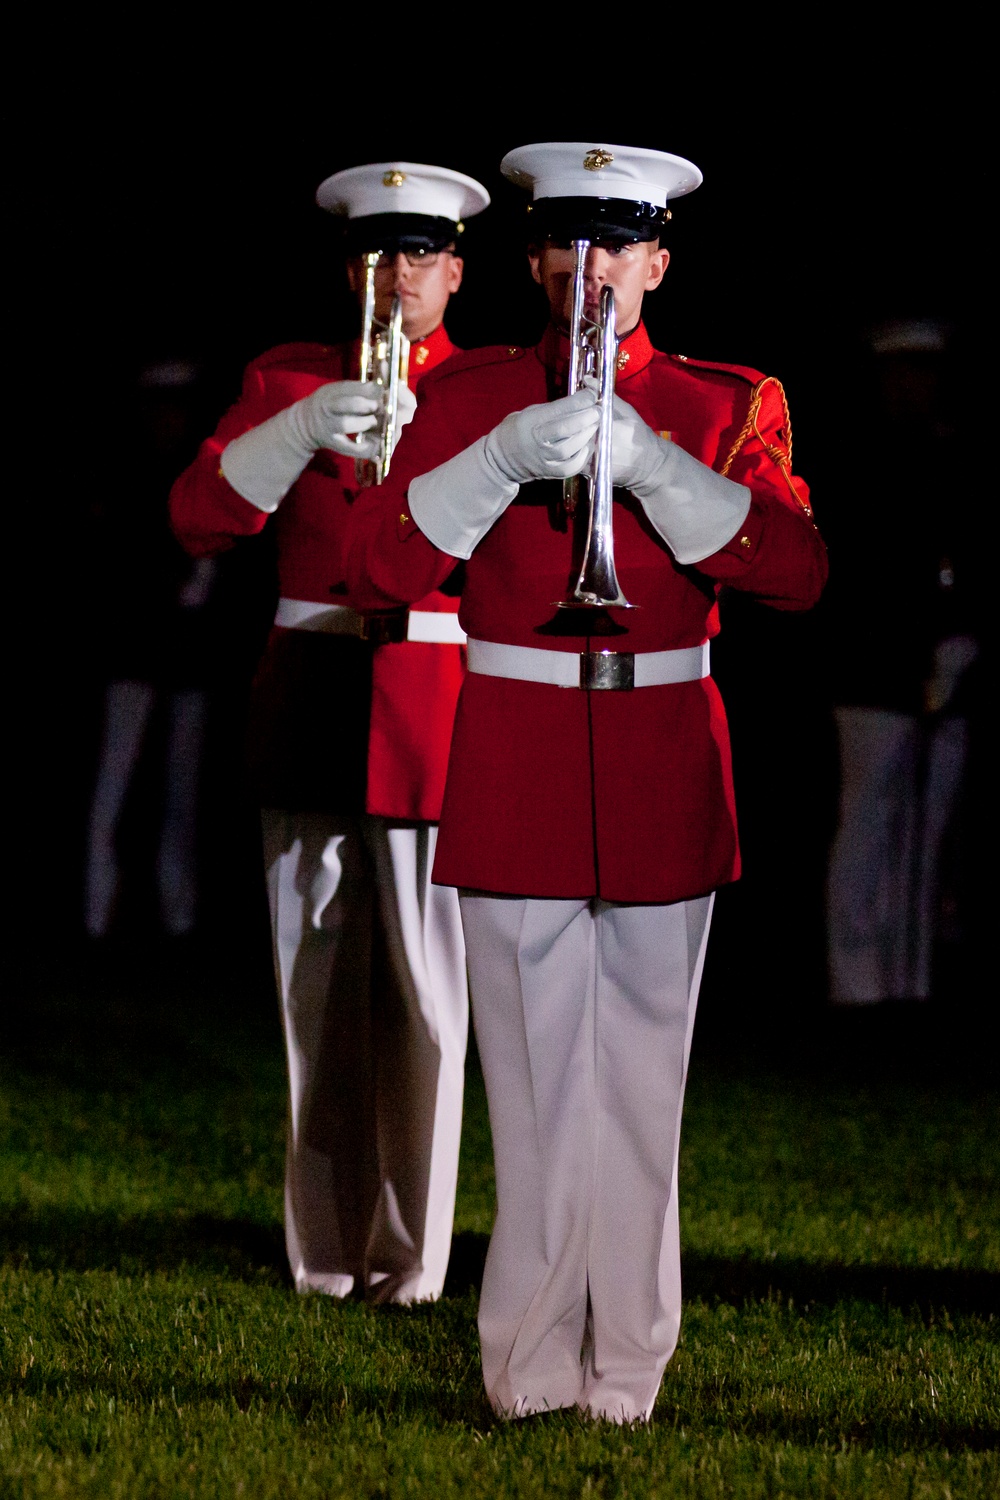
[{"x1": 720, "y1": 376, "x2": 813, "y2": 518}]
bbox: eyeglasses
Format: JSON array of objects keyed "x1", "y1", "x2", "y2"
[{"x1": 374, "y1": 249, "x2": 453, "y2": 270}]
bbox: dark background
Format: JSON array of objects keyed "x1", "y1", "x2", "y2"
[{"x1": 14, "y1": 48, "x2": 989, "y2": 1033}]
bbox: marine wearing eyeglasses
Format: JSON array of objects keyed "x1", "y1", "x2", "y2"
[
  {"x1": 343, "y1": 242, "x2": 464, "y2": 370},
  {"x1": 168, "y1": 161, "x2": 489, "y2": 1309},
  {"x1": 371, "y1": 246, "x2": 452, "y2": 267}
]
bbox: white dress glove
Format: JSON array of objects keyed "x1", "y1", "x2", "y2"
[
  {"x1": 610, "y1": 394, "x2": 751, "y2": 564},
  {"x1": 408, "y1": 390, "x2": 601, "y2": 560},
  {"x1": 220, "y1": 380, "x2": 417, "y2": 513},
  {"x1": 485, "y1": 387, "x2": 600, "y2": 484}
]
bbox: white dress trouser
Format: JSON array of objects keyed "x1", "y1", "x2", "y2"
[
  {"x1": 262, "y1": 810, "x2": 468, "y2": 1303},
  {"x1": 459, "y1": 891, "x2": 714, "y2": 1423},
  {"x1": 85, "y1": 679, "x2": 207, "y2": 937},
  {"x1": 826, "y1": 706, "x2": 968, "y2": 1003}
]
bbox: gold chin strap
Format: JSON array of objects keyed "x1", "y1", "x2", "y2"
[{"x1": 720, "y1": 375, "x2": 813, "y2": 518}]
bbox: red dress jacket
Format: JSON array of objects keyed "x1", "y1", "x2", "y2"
[
  {"x1": 347, "y1": 320, "x2": 829, "y2": 902},
  {"x1": 169, "y1": 324, "x2": 464, "y2": 821}
]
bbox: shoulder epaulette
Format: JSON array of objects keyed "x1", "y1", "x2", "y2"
[
  {"x1": 665, "y1": 352, "x2": 766, "y2": 385},
  {"x1": 248, "y1": 341, "x2": 340, "y2": 371},
  {"x1": 419, "y1": 344, "x2": 530, "y2": 385}
]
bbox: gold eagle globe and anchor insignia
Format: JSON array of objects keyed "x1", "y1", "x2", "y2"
[
  {"x1": 383, "y1": 170, "x2": 406, "y2": 187},
  {"x1": 583, "y1": 148, "x2": 614, "y2": 171}
]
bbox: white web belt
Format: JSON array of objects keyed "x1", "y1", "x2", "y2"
[
  {"x1": 274, "y1": 597, "x2": 467, "y2": 645},
  {"x1": 466, "y1": 637, "x2": 710, "y2": 691}
]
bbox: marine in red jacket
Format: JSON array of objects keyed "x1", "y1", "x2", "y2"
[
  {"x1": 346, "y1": 142, "x2": 828, "y2": 1420},
  {"x1": 169, "y1": 160, "x2": 490, "y2": 1307}
]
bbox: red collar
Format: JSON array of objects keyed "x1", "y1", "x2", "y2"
[
  {"x1": 613, "y1": 321, "x2": 654, "y2": 381},
  {"x1": 408, "y1": 323, "x2": 456, "y2": 383},
  {"x1": 536, "y1": 320, "x2": 655, "y2": 385},
  {"x1": 350, "y1": 323, "x2": 456, "y2": 389}
]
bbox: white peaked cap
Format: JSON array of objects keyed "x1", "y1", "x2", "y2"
[
  {"x1": 500, "y1": 142, "x2": 703, "y2": 207},
  {"x1": 316, "y1": 161, "x2": 490, "y2": 224}
]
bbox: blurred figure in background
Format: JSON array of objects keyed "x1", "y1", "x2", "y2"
[
  {"x1": 84, "y1": 358, "x2": 251, "y2": 942},
  {"x1": 821, "y1": 317, "x2": 981, "y2": 1005}
]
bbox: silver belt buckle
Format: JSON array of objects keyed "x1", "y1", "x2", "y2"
[{"x1": 581, "y1": 650, "x2": 635, "y2": 691}]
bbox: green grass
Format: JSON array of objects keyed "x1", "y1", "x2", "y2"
[{"x1": 1, "y1": 941, "x2": 997, "y2": 1497}]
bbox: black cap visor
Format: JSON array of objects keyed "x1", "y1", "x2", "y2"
[
  {"x1": 528, "y1": 196, "x2": 666, "y2": 246},
  {"x1": 343, "y1": 212, "x2": 461, "y2": 257}
]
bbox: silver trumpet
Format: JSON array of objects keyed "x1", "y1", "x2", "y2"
[
  {"x1": 355, "y1": 251, "x2": 411, "y2": 487},
  {"x1": 558, "y1": 239, "x2": 634, "y2": 610}
]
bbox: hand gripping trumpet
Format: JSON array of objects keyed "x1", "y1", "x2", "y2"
[
  {"x1": 355, "y1": 251, "x2": 411, "y2": 487},
  {"x1": 558, "y1": 239, "x2": 634, "y2": 610}
]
